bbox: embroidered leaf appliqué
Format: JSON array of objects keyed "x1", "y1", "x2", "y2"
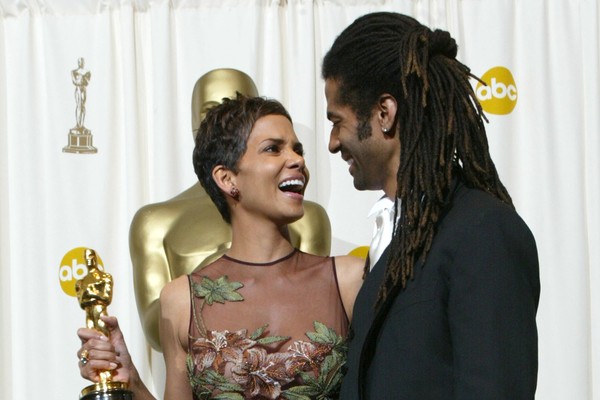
[
  {"x1": 306, "y1": 321, "x2": 342, "y2": 346},
  {"x1": 317, "y1": 353, "x2": 345, "y2": 392},
  {"x1": 212, "y1": 393, "x2": 244, "y2": 400},
  {"x1": 202, "y1": 369, "x2": 244, "y2": 391},
  {"x1": 256, "y1": 335, "x2": 291, "y2": 345},
  {"x1": 282, "y1": 385, "x2": 318, "y2": 399},
  {"x1": 191, "y1": 367, "x2": 245, "y2": 399},
  {"x1": 193, "y1": 276, "x2": 244, "y2": 305},
  {"x1": 249, "y1": 325, "x2": 268, "y2": 340},
  {"x1": 250, "y1": 324, "x2": 290, "y2": 345},
  {"x1": 283, "y1": 365, "x2": 341, "y2": 400},
  {"x1": 280, "y1": 323, "x2": 347, "y2": 400}
]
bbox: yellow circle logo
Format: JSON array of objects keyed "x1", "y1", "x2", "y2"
[
  {"x1": 59, "y1": 247, "x2": 104, "y2": 297},
  {"x1": 349, "y1": 245, "x2": 369, "y2": 260},
  {"x1": 475, "y1": 66, "x2": 518, "y2": 115}
]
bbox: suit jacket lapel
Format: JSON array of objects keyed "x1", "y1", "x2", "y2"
[
  {"x1": 356, "y1": 177, "x2": 463, "y2": 399},
  {"x1": 357, "y1": 246, "x2": 394, "y2": 399}
]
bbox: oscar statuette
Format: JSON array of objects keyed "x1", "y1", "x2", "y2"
[
  {"x1": 63, "y1": 57, "x2": 97, "y2": 154},
  {"x1": 75, "y1": 249, "x2": 133, "y2": 400}
]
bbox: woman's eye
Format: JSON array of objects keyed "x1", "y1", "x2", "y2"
[{"x1": 265, "y1": 145, "x2": 279, "y2": 153}]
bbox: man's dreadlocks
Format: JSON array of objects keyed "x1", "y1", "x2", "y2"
[{"x1": 322, "y1": 12, "x2": 512, "y2": 308}]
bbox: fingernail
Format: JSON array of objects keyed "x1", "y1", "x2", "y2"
[
  {"x1": 109, "y1": 362, "x2": 118, "y2": 369},
  {"x1": 99, "y1": 335, "x2": 109, "y2": 341}
]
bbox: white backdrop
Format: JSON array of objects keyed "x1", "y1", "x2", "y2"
[{"x1": 0, "y1": 0, "x2": 598, "y2": 399}]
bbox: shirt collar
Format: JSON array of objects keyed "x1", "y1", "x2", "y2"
[{"x1": 368, "y1": 195, "x2": 396, "y2": 219}]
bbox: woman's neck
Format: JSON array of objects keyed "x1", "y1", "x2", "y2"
[{"x1": 227, "y1": 217, "x2": 294, "y2": 263}]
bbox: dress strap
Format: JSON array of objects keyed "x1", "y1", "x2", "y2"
[
  {"x1": 331, "y1": 257, "x2": 351, "y2": 325},
  {"x1": 187, "y1": 275, "x2": 194, "y2": 340}
]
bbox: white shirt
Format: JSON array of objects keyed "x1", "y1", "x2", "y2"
[{"x1": 367, "y1": 195, "x2": 398, "y2": 271}]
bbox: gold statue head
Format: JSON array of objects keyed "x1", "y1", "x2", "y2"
[
  {"x1": 85, "y1": 248, "x2": 97, "y2": 268},
  {"x1": 191, "y1": 68, "x2": 259, "y2": 138},
  {"x1": 76, "y1": 248, "x2": 113, "y2": 310}
]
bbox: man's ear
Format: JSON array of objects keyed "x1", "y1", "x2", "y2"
[
  {"x1": 212, "y1": 165, "x2": 236, "y2": 196},
  {"x1": 376, "y1": 94, "x2": 398, "y2": 136}
]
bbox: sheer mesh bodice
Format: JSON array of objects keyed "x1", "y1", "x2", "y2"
[{"x1": 187, "y1": 249, "x2": 349, "y2": 399}]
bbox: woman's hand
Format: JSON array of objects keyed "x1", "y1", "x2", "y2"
[{"x1": 76, "y1": 315, "x2": 134, "y2": 384}]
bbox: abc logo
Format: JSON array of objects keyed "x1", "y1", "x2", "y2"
[
  {"x1": 59, "y1": 247, "x2": 104, "y2": 297},
  {"x1": 475, "y1": 66, "x2": 518, "y2": 115},
  {"x1": 349, "y1": 245, "x2": 369, "y2": 260}
]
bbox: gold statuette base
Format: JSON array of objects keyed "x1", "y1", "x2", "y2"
[
  {"x1": 63, "y1": 127, "x2": 97, "y2": 154},
  {"x1": 80, "y1": 382, "x2": 133, "y2": 400}
]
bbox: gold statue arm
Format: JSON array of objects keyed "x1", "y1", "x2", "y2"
[
  {"x1": 129, "y1": 193, "x2": 234, "y2": 352},
  {"x1": 129, "y1": 206, "x2": 173, "y2": 351}
]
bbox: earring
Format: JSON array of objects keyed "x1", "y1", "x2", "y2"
[
  {"x1": 382, "y1": 127, "x2": 389, "y2": 133},
  {"x1": 230, "y1": 186, "x2": 240, "y2": 199}
]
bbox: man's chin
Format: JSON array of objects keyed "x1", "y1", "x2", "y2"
[
  {"x1": 352, "y1": 176, "x2": 367, "y2": 191},
  {"x1": 352, "y1": 177, "x2": 381, "y2": 192}
]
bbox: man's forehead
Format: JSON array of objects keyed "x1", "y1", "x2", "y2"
[
  {"x1": 324, "y1": 78, "x2": 340, "y2": 96},
  {"x1": 324, "y1": 79, "x2": 348, "y2": 111},
  {"x1": 325, "y1": 95, "x2": 351, "y2": 120}
]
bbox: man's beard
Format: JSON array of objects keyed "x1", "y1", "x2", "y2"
[{"x1": 356, "y1": 116, "x2": 372, "y2": 141}]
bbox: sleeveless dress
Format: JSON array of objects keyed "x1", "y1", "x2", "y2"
[{"x1": 187, "y1": 249, "x2": 349, "y2": 400}]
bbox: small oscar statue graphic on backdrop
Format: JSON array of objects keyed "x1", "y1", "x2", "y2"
[
  {"x1": 63, "y1": 58, "x2": 97, "y2": 153},
  {"x1": 75, "y1": 249, "x2": 132, "y2": 400}
]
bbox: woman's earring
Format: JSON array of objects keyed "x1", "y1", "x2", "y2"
[
  {"x1": 382, "y1": 126, "x2": 389, "y2": 133},
  {"x1": 230, "y1": 186, "x2": 240, "y2": 199}
]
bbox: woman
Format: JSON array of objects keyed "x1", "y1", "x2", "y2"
[{"x1": 77, "y1": 95, "x2": 364, "y2": 399}]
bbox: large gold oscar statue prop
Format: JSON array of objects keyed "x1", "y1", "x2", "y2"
[{"x1": 75, "y1": 249, "x2": 133, "y2": 400}]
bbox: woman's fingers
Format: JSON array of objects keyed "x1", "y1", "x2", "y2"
[
  {"x1": 78, "y1": 327, "x2": 99, "y2": 340},
  {"x1": 77, "y1": 317, "x2": 131, "y2": 385},
  {"x1": 77, "y1": 327, "x2": 119, "y2": 382}
]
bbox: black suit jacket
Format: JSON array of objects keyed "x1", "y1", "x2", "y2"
[{"x1": 340, "y1": 181, "x2": 540, "y2": 399}]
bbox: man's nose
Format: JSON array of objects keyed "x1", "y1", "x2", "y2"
[{"x1": 328, "y1": 131, "x2": 340, "y2": 154}]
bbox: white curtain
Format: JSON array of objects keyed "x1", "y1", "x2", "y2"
[{"x1": 0, "y1": 0, "x2": 598, "y2": 398}]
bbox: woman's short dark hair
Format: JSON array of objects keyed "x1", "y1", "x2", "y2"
[{"x1": 192, "y1": 94, "x2": 292, "y2": 223}]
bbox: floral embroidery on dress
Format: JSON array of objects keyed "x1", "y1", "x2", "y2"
[{"x1": 187, "y1": 276, "x2": 347, "y2": 400}]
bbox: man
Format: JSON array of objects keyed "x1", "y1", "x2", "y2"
[{"x1": 322, "y1": 12, "x2": 540, "y2": 399}]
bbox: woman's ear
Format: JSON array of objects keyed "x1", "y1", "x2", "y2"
[
  {"x1": 212, "y1": 165, "x2": 237, "y2": 198},
  {"x1": 376, "y1": 93, "x2": 398, "y2": 136}
]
